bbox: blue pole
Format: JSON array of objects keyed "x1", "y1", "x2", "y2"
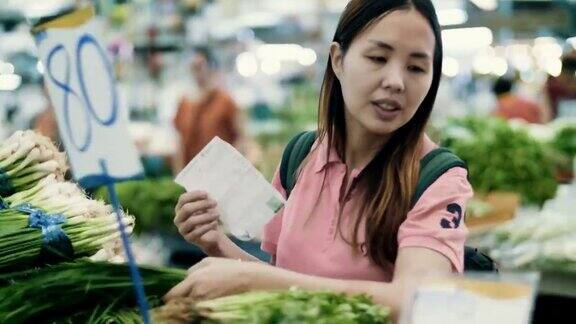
[{"x1": 101, "y1": 161, "x2": 150, "y2": 324}]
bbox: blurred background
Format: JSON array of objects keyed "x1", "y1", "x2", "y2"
[{"x1": 0, "y1": 2, "x2": 575, "y2": 311}]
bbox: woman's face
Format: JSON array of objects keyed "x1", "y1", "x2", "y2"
[{"x1": 331, "y1": 9, "x2": 436, "y2": 136}]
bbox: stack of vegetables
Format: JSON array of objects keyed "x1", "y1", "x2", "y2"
[
  {"x1": 0, "y1": 260, "x2": 186, "y2": 323},
  {"x1": 552, "y1": 124, "x2": 576, "y2": 160},
  {"x1": 473, "y1": 183, "x2": 576, "y2": 274},
  {"x1": 475, "y1": 210, "x2": 576, "y2": 273},
  {"x1": 0, "y1": 130, "x2": 134, "y2": 270},
  {"x1": 152, "y1": 288, "x2": 391, "y2": 324},
  {"x1": 95, "y1": 178, "x2": 184, "y2": 235},
  {"x1": 441, "y1": 117, "x2": 558, "y2": 206},
  {"x1": 0, "y1": 130, "x2": 67, "y2": 196},
  {"x1": 550, "y1": 123, "x2": 576, "y2": 182}
]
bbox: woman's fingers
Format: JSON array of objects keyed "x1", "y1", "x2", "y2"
[
  {"x1": 165, "y1": 277, "x2": 194, "y2": 300},
  {"x1": 174, "y1": 199, "x2": 217, "y2": 224},
  {"x1": 179, "y1": 213, "x2": 219, "y2": 235},
  {"x1": 184, "y1": 221, "x2": 219, "y2": 242},
  {"x1": 175, "y1": 191, "x2": 207, "y2": 211}
]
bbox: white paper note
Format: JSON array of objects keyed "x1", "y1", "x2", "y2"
[{"x1": 175, "y1": 137, "x2": 285, "y2": 241}]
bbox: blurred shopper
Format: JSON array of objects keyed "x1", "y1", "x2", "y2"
[
  {"x1": 173, "y1": 47, "x2": 240, "y2": 171},
  {"x1": 544, "y1": 50, "x2": 576, "y2": 120},
  {"x1": 492, "y1": 76, "x2": 542, "y2": 124},
  {"x1": 32, "y1": 83, "x2": 61, "y2": 146},
  {"x1": 169, "y1": 0, "x2": 478, "y2": 319}
]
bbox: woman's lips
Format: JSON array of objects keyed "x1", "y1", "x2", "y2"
[{"x1": 372, "y1": 101, "x2": 402, "y2": 120}]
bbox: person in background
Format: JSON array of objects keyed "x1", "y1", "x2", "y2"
[
  {"x1": 32, "y1": 83, "x2": 60, "y2": 146},
  {"x1": 492, "y1": 76, "x2": 542, "y2": 124},
  {"x1": 544, "y1": 50, "x2": 576, "y2": 120},
  {"x1": 173, "y1": 47, "x2": 240, "y2": 172}
]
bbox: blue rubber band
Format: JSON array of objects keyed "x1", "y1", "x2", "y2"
[{"x1": 16, "y1": 204, "x2": 73, "y2": 258}]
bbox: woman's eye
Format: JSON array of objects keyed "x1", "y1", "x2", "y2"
[
  {"x1": 368, "y1": 56, "x2": 387, "y2": 64},
  {"x1": 408, "y1": 65, "x2": 425, "y2": 73}
]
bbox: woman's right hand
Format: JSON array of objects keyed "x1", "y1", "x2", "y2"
[{"x1": 174, "y1": 191, "x2": 224, "y2": 255}]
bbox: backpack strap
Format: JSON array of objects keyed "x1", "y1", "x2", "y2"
[
  {"x1": 411, "y1": 148, "x2": 467, "y2": 208},
  {"x1": 279, "y1": 131, "x2": 317, "y2": 197},
  {"x1": 278, "y1": 135, "x2": 496, "y2": 272}
]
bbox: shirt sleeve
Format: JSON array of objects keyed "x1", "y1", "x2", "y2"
[
  {"x1": 260, "y1": 166, "x2": 287, "y2": 256},
  {"x1": 398, "y1": 167, "x2": 473, "y2": 273}
]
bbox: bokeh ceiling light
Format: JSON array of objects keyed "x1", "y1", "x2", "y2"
[
  {"x1": 37, "y1": 61, "x2": 45, "y2": 75},
  {"x1": 546, "y1": 59, "x2": 562, "y2": 77},
  {"x1": 236, "y1": 52, "x2": 258, "y2": 77},
  {"x1": 437, "y1": 9, "x2": 468, "y2": 26},
  {"x1": 473, "y1": 55, "x2": 493, "y2": 75},
  {"x1": 471, "y1": 0, "x2": 498, "y2": 11},
  {"x1": 442, "y1": 27, "x2": 493, "y2": 54},
  {"x1": 491, "y1": 57, "x2": 508, "y2": 77},
  {"x1": 298, "y1": 48, "x2": 317, "y2": 66},
  {"x1": 442, "y1": 57, "x2": 460, "y2": 78},
  {"x1": 261, "y1": 59, "x2": 281, "y2": 76},
  {"x1": 0, "y1": 62, "x2": 15, "y2": 75},
  {"x1": 0, "y1": 74, "x2": 22, "y2": 91}
]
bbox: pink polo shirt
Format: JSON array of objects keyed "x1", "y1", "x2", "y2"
[{"x1": 261, "y1": 135, "x2": 472, "y2": 282}]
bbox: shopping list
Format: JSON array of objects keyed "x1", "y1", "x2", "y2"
[{"x1": 175, "y1": 137, "x2": 285, "y2": 240}]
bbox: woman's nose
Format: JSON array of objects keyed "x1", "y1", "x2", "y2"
[{"x1": 379, "y1": 64, "x2": 405, "y2": 94}]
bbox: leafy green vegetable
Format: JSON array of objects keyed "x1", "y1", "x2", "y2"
[
  {"x1": 95, "y1": 178, "x2": 184, "y2": 235},
  {"x1": 441, "y1": 117, "x2": 558, "y2": 206},
  {"x1": 154, "y1": 288, "x2": 391, "y2": 324},
  {"x1": 552, "y1": 125, "x2": 576, "y2": 158},
  {"x1": 0, "y1": 259, "x2": 186, "y2": 322}
]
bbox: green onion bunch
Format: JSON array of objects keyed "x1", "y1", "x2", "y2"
[
  {"x1": 0, "y1": 130, "x2": 67, "y2": 196},
  {"x1": 154, "y1": 288, "x2": 391, "y2": 324},
  {"x1": 0, "y1": 260, "x2": 186, "y2": 322}
]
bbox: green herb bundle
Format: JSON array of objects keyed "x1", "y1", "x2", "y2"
[
  {"x1": 0, "y1": 260, "x2": 186, "y2": 322},
  {"x1": 154, "y1": 288, "x2": 391, "y2": 324},
  {"x1": 95, "y1": 178, "x2": 184, "y2": 235},
  {"x1": 0, "y1": 130, "x2": 67, "y2": 196},
  {"x1": 0, "y1": 173, "x2": 134, "y2": 270},
  {"x1": 552, "y1": 125, "x2": 576, "y2": 159},
  {"x1": 0, "y1": 213, "x2": 131, "y2": 271},
  {"x1": 442, "y1": 117, "x2": 558, "y2": 206}
]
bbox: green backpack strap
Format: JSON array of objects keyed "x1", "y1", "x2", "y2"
[
  {"x1": 279, "y1": 131, "x2": 317, "y2": 197},
  {"x1": 411, "y1": 148, "x2": 467, "y2": 208}
]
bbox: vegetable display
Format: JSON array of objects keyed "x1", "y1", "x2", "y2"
[
  {"x1": 552, "y1": 125, "x2": 576, "y2": 159},
  {"x1": 0, "y1": 132, "x2": 133, "y2": 270},
  {"x1": 441, "y1": 117, "x2": 558, "y2": 206},
  {"x1": 153, "y1": 288, "x2": 391, "y2": 324},
  {"x1": 0, "y1": 130, "x2": 67, "y2": 196},
  {"x1": 0, "y1": 260, "x2": 186, "y2": 323},
  {"x1": 95, "y1": 178, "x2": 184, "y2": 235}
]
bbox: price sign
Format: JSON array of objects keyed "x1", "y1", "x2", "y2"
[
  {"x1": 405, "y1": 273, "x2": 539, "y2": 324},
  {"x1": 32, "y1": 7, "x2": 150, "y2": 323},
  {"x1": 34, "y1": 7, "x2": 143, "y2": 188}
]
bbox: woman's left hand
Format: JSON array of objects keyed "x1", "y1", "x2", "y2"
[{"x1": 164, "y1": 257, "x2": 267, "y2": 301}]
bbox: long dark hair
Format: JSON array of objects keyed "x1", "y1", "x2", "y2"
[{"x1": 316, "y1": 0, "x2": 443, "y2": 268}]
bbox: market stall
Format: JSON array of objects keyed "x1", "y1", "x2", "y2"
[{"x1": 0, "y1": 0, "x2": 575, "y2": 323}]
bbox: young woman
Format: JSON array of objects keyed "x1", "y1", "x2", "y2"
[{"x1": 167, "y1": 0, "x2": 473, "y2": 316}]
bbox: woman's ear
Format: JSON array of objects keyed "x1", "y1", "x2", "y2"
[{"x1": 330, "y1": 42, "x2": 344, "y2": 80}]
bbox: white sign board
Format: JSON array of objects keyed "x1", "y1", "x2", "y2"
[
  {"x1": 404, "y1": 274, "x2": 539, "y2": 324},
  {"x1": 34, "y1": 8, "x2": 143, "y2": 188}
]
